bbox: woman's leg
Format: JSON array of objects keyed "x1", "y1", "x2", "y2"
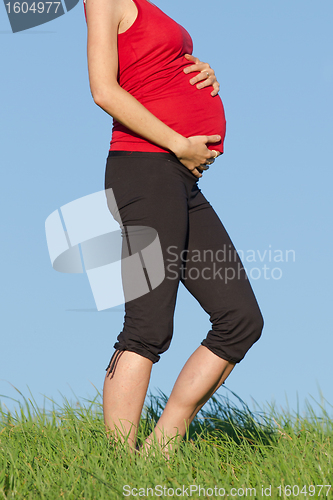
[
  {"x1": 145, "y1": 346, "x2": 234, "y2": 451},
  {"x1": 103, "y1": 351, "x2": 153, "y2": 448},
  {"x1": 103, "y1": 152, "x2": 197, "y2": 448},
  {"x1": 146, "y1": 188, "x2": 264, "y2": 450}
]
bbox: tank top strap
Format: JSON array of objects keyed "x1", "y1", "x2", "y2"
[{"x1": 131, "y1": 0, "x2": 156, "y2": 9}]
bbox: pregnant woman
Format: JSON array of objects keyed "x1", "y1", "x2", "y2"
[{"x1": 84, "y1": 0, "x2": 264, "y2": 453}]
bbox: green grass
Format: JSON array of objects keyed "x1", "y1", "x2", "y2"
[{"x1": 0, "y1": 389, "x2": 332, "y2": 499}]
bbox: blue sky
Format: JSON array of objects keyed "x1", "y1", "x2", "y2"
[{"x1": 1, "y1": 0, "x2": 332, "y2": 417}]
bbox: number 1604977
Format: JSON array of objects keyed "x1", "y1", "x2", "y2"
[
  {"x1": 277, "y1": 485, "x2": 331, "y2": 497},
  {"x1": 5, "y1": 1, "x2": 61, "y2": 14}
]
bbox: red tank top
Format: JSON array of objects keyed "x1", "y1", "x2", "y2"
[{"x1": 83, "y1": 0, "x2": 226, "y2": 153}]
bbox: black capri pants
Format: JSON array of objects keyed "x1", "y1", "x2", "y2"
[{"x1": 104, "y1": 151, "x2": 263, "y2": 368}]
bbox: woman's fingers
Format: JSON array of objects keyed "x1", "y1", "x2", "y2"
[
  {"x1": 210, "y1": 149, "x2": 221, "y2": 159},
  {"x1": 184, "y1": 54, "x2": 220, "y2": 96},
  {"x1": 209, "y1": 79, "x2": 220, "y2": 97},
  {"x1": 184, "y1": 53, "x2": 200, "y2": 65},
  {"x1": 192, "y1": 70, "x2": 220, "y2": 96},
  {"x1": 196, "y1": 72, "x2": 220, "y2": 96},
  {"x1": 206, "y1": 135, "x2": 222, "y2": 145},
  {"x1": 189, "y1": 167, "x2": 203, "y2": 178},
  {"x1": 184, "y1": 62, "x2": 212, "y2": 81},
  {"x1": 176, "y1": 135, "x2": 222, "y2": 177}
]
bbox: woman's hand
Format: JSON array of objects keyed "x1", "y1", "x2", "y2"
[
  {"x1": 183, "y1": 54, "x2": 220, "y2": 97},
  {"x1": 174, "y1": 135, "x2": 221, "y2": 178}
]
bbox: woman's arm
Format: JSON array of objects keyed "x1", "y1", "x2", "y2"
[{"x1": 86, "y1": 0, "x2": 220, "y2": 177}]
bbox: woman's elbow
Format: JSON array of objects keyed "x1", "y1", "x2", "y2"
[
  {"x1": 91, "y1": 89, "x2": 107, "y2": 108},
  {"x1": 91, "y1": 84, "x2": 119, "y2": 109}
]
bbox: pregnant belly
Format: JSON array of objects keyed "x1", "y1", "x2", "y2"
[
  {"x1": 143, "y1": 85, "x2": 226, "y2": 152},
  {"x1": 110, "y1": 72, "x2": 226, "y2": 153}
]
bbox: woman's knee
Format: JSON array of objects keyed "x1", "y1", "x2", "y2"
[
  {"x1": 204, "y1": 302, "x2": 264, "y2": 363},
  {"x1": 247, "y1": 304, "x2": 264, "y2": 342},
  {"x1": 235, "y1": 302, "x2": 264, "y2": 346}
]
